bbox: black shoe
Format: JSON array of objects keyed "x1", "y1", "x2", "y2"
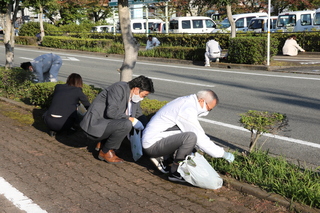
[
  {"x1": 150, "y1": 157, "x2": 170, "y2": 174},
  {"x1": 168, "y1": 171, "x2": 186, "y2": 183}
]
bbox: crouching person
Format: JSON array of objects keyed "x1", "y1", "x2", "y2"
[
  {"x1": 80, "y1": 75, "x2": 154, "y2": 164},
  {"x1": 142, "y1": 89, "x2": 234, "y2": 182}
]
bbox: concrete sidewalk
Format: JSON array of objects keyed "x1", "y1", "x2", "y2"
[{"x1": 1, "y1": 98, "x2": 318, "y2": 213}]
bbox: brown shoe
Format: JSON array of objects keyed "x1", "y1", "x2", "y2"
[
  {"x1": 95, "y1": 142, "x2": 101, "y2": 151},
  {"x1": 98, "y1": 150, "x2": 124, "y2": 164}
]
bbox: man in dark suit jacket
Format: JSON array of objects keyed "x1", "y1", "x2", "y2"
[{"x1": 80, "y1": 75, "x2": 154, "y2": 164}]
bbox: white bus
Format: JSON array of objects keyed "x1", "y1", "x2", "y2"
[
  {"x1": 213, "y1": 12, "x2": 268, "y2": 33},
  {"x1": 169, "y1": 16, "x2": 217, "y2": 33},
  {"x1": 276, "y1": 10, "x2": 316, "y2": 31}
]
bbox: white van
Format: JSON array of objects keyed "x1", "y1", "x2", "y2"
[
  {"x1": 312, "y1": 8, "x2": 320, "y2": 30},
  {"x1": 169, "y1": 16, "x2": 217, "y2": 33},
  {"x1": 248, "y1": 16, "x2": 278, "y2": 32},
  {"x1": 91, "y1": 25, "x2": 115, "y2": 33},
  {"x1": 131, "y1": 19, "x2": 164, "y2": 33},
  {"x1": 213, "y1": 12, "x2": 268, "y2": 33},
  {"x1": 277, "y1": 10, "x2": 316, "y2": 31}
]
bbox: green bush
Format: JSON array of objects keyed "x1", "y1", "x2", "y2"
[
  {"x1": 0, "y1": 67, "x2": 33, "y2": 100},
  {"x1": 18, "y1": 22, "x2": 58, "y2": 36},
  {"x1": 227, "y1": 37, "x2": 279, "y2": 64},
  {"x1": 240, "y1": 110, "x2": 288, "y2": 152},
  {"x1": 15, "y1": 36, "x2": 38, "y2": 45},
  {"x1": 41, "y1": 36, "x2": 114, "y2": 51}
]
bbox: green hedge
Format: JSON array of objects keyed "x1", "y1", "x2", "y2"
[
  {"x1": 14, "y1": 31, "x2": 320, "y2": 65},
  {"x1": 228, "y1": 37, "x2": 279, "y2": 64},
  {"x1": 41, "y1": 36, "x2": 114, "y2": 51}
]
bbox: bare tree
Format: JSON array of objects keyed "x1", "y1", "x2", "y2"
[
  {"x1": 3, "y1": 0, "x2": 19, "y2": 69},
  {"x1": 118, "y1": 0, "x2": 139, "y2": 82}
]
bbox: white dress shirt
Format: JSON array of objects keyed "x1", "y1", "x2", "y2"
[{"x1": 142, "y1": 94, "x2": 225, "y2": 158}]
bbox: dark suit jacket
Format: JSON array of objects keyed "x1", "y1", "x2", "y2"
[
  {"x1": 80, "y1": 81, "x2": 143, "y2": 137},
  {"x1": 43, "y1": 84, "x2": 90, "y2": 131}
]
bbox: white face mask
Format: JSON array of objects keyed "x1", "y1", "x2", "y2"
[
  {"x1": 131, "y1": 93, "x2": 143, "y2": 103},
  {"x1": 198, "y1": 100, "x2": 209, "y2": 117}
]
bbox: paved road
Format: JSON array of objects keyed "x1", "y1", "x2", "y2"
[{"x1": 0, "y1": 100, "x2": 293, "y2": 213}]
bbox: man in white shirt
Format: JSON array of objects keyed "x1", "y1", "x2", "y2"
[
  {"x1": 204, "y1": 36, "x2": 222, "y2": 66},
  {"x1": 142, "y1": 89, "x2": 234, "y2": 182},
  {"x1": 146, "y1": 35, "x2": 160, "y2": 50}
]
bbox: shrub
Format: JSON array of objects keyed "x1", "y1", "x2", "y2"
[
  {"x1": 227, "y1": 37, "x2": 279, "y2": 64},
  {"x1": 239, "y1": 110, "x2": 288, "y2": 152},
  {"x1": 0, "y1": 67, "x2": 33, "y2": 100},
  {"x1": 19, "y1": 22, "x2": 58, "y2": 36}
]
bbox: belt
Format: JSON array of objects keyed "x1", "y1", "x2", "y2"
[{"x1": 211, "y1": 52, "x2": 220, "y2": 54}]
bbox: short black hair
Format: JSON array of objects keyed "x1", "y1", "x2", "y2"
[
  {"x1": 20, "y1": 62, "x2": 32, "y2": 70},
  {"x1": 209, "y1": 36, "x2": 215, "y2": 40},
  {"x1": 148, "y1": 35, "x2": 152, "y2": 38},
  {"x1": 128, "y1": 75, "x2": 154, "y2": 93}
]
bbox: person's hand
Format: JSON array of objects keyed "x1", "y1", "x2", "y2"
[
  {"x1": 223, "y1": 152, "x2": 235, "y2": 163},
  {"x1": 132, "y1": 118, "x2": 144, "y2": 130}
]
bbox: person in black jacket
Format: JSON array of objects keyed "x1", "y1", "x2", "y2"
[{"x1": 43, "y1": 73, "x2": 90, "y2": 136}]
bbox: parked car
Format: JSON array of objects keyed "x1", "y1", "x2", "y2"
[
  {"x1": 169, "y1": 16, "x2": 216, "y2": 33},
  {"x1": 248, "y1": 16, "x2": 278, "y2": 32},
  {"x1": 213, "y1": 12, "x2": 268, "y2": 33},
  {"x1": 277, "y1": 10, "x2": 316, "y2": 32}
]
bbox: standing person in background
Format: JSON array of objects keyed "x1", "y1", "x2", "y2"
[
  {"x1": 146, "y1": 35, "x2": 160, "y2": 50},
  {"x1": 204, "y1": 36, "x2": 222, "y2": 66},
  {"x1": 43, "y1": 73, "x2": 90, "y2": 137},
  {"x1": 80, "y1": 75, "x2": 154, "y2": 164},
  {"x1": 282, "y1": 35, "x2": 305, "y2": 56},
  {"x1": 20, "y1": 53, "x2": 63, "y2": 83}
]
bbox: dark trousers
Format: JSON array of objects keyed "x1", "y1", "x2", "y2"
[
  {"x1": 144, "y1": 132, "x2": 197, "y2": 161},
  {"x1": 95, "y1": 119, "x2": 132, "y2": 152}
]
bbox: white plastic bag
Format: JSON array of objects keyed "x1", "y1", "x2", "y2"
[
  {"x1": 177, "y1": 152, "x2": 223, "y2": 189},
  {"x1": 130, "y1": 130, "x2": 143, "y2": 161}
]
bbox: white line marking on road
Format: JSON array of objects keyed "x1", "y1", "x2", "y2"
[
  {"x1": 198, "y1": 118, "x2": 320, "y2": 149},
  {"x1": 133, "y1": 74, "x2": 215, "y2": 87},
  {"x1": 63, "y1": 57, "x2": 79, "y2": 61},
  {"x1": 20, "y1": 57, "x2": 33, "y2": 60},
  {"x1": 0, "y1": 177, "x2": 47, "y2": 213},
  {"x1": 13, "y1": 47, "x2": 320, "y2": 81}
]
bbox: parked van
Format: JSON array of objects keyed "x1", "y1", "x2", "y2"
[
  {"x1": 131, "y1": 19, "x2": 164, "y2": 33},
  {"x1": 213, "y1": 12, "x2": 268, "y2": 33},
  {"x1": 248, "y1": 16, "x2": 278, "y2": 32},
  {"x1": 91, "y1": 25, "x2": 115, "y2": 33},
  {"x1": 277, "y1": 10, "x2": 316, "y2": 31},
  {"x1": 312, "y1": 8, "x2": 320, "y2": 30},
  {"x1": 169, "y1": 16, "x2": 217, "y2": 33}
]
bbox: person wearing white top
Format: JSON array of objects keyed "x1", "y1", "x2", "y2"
[
  {"x1": 146, "y1": 35, "x2": 160, "y2": 50},
  {"x1": 282, "y1": 35, "x2": 305, "y2": 56},
  {"x1": 142, "y1": 89, "x2": 234, "y2": 182},
  {"x1": 204, "y1": 36, "x2": 222, "y2": 66}
]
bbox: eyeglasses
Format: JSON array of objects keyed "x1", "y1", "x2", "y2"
[{"x1": 206, "y1": 102, "x2": 213, "y2": 111}]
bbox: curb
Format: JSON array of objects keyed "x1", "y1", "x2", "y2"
[{"x1": 0, "y1": 96, "x2": 318, "y2": 213}]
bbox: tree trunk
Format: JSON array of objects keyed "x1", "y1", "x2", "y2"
[
  {"x1": 226, "y1": 5, "x2": 236, "y2": 38},
  {"x1": 4, "y1": 3, "x2": 14, "y2": 69},
  {"x1": 118, "y1": 0, "x2": 140, "y2": 82},
  {"x1": 39, "y1": 5, "x2": 45, "y2": 43}
]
